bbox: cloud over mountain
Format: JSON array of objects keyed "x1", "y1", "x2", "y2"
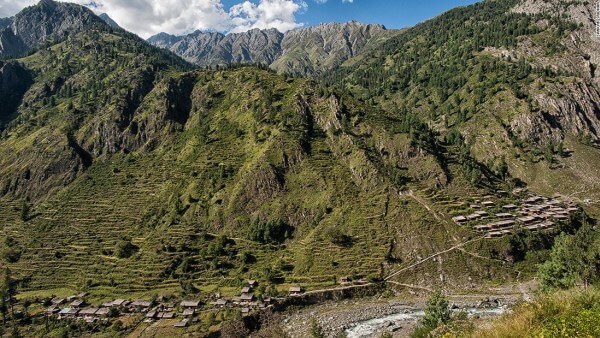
[{"x1": 0, "y1": 0, "x2": 307, "y2": 38}]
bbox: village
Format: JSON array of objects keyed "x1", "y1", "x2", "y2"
[
  {"x1": 41, "y1": 281, "x2": 308, "y2": 328},
  {"x1": 452, "y1": 188, "x2": 579, "y2": 239}
]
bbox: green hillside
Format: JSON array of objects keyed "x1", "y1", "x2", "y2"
[
  {"x1": 0, "y1": 0, "x2": 598, "y2": 336},
  {"x1": 0, "y1": 26, "x2": 544, "y2": 299},
  {"x1": 331, "y1": 0, "x2": 600, "y2": 217}
]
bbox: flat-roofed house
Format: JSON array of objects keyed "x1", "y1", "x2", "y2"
[
  {"x1": 289, "y1": 286, "x2": 303, "y2": 296},
  {"x1": 95, "y1": 308, "x2": 110, "y2": 317},
  {"x1": 452, "y1": 216, "x2": 468, "y2": 223},
  {"x1": 174, "y1": 319, "x2": 189, "y2": 327},
  {"x1": 180, "y1": 300, "x2": 201, "y2": 309},
  {"x1": 210, "y1": 298, "x2": 228, "y2": 307},
  {"x1": 482, "y1": 201, "x2": 495, "y2": 207},
  {"x1": 69, "y1": 299, "x2": 85, "y2": 309},
  {"x1": 78, "y1": 308, "x2": 99, "y2": 319},
  {"x1": 45, "y1": 306, "x2": 60, "y2": 316},
  {"x1": 486, "y1": 231, "x2": 503, "y2": 238},
  {"x1": 467, "y1": 214, "x2": 482, "y2": 221},
  {"x1": 110, "y1": 299, "x2": 130, "y2": 308},
  {"x1": 240, "y1": 293, "x2": 254, "y2": 303},
  {"x1": 496, "y1": 220, "x2": 515, "y2": 228},
  {"x1": 518, "y1": 216, "x2": 537, "y2": 224}
]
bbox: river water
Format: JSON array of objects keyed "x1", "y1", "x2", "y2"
[{"x1": 345, "y1": 307, "x2": 507, "y2": 338}]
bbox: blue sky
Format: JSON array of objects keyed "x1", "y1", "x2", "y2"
[{"x1": 228, "y1": 0, "x2": 482, "y2": 30}]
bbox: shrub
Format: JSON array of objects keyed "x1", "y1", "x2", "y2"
[{"x1": 113, "y1": 240, "x2": 138, "y2": 259}]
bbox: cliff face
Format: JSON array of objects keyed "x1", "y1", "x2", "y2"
[
  {"x1": 0, "y1": 61, "x2": 32, "y2": 120},
  {"x1": 0, "y1": 0, "x2": 105, "y2": 58},
  {"x1": 507, "y1": 0, "x2": 600, "y2": 143},
  {"x1": 147, "y1": 22, "x2": 388, "y2": 76}
]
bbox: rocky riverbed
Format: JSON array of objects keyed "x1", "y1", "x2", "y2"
[{"x1": 282, "y1": 295, "x2": 513, "y2": 338}]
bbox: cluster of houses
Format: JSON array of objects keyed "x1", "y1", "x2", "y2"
[
  {"x1": 207, "y1": 280, "x2": 305, "y2": 316},
  {"x1": 42, "y1": 281, "x2": 307, "y2": 328},
  {"x1": 45, "y1": 294, "x2": 158, "y2": 324},
  {"x1": 452, "y1": 189, "x2": 579, "y2": 239}
]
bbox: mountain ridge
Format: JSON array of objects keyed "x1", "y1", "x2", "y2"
[
  {"x1": 0, "y1": 0, "x2": 107, "y2": 59},
  {"x1": 148, "y1": 21, "x2": 389, "y2": 76}
]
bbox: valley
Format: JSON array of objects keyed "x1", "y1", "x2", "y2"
[{"x1": 0, "y1": 0, "x2": 599, "y2": 337}]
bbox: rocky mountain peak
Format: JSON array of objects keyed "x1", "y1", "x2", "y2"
[
  {"x1": 148, "y1": 21, "x2": 389, "y2": 75},
  {"x1": 0, "y1": 0, "x2": 106, "y2": 58}
]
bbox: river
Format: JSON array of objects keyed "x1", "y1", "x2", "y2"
[{"x1": 344, "y1": 307, "x2": 507, "y2": 338}]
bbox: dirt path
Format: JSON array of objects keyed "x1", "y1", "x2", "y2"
[
  {"x1": 385, "y1": 236, "x2": 484, "y2": 281},
  {"x1": 402, "y1": 190, "x2": 443, "y2": 222}
]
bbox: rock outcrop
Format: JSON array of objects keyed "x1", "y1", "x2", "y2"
[{"x1": 0, "y1": 0, "x2": 106, "y2": 58}]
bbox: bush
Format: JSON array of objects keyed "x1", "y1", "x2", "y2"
[
  {"x1": 411, "y1": 290, "x2": 451, "y2": 338},
  {"x1": 538, "y1": 222, "x2": 599, "y2": 290},
  {"x1": 113, "y1": 240, "x2": 138, "y2": 259},
  {"x1": 248, "y1": 219, "x2": 293, "y2": 244},
  {"x1": 327, "y1": 228, "x2": 353, "y2": 247}
]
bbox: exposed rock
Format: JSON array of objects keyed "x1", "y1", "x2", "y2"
[
  {"x1": 148, "y1": 21, "x2": 388, "y2": 76},
  {"x1": 0, "y1": 61, "x2": 33, "y2": 120},
  {"x1": 0, "y1": 0, "x2": 106, "y2": 58},
  {"x1": 98, "y1": 13, "x2": 120, "y2": 29}
]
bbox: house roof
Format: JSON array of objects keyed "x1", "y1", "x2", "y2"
[
  {"x1": 79, "y1": 308, "x2": 99, "y2": 315},
  {"x1": 70, "y1": 300, "x2": 84, "y2": 307},
  {"x1": 58, "y1": 308, "x2": 74, "y2": 315},
  {"x1": 180, "y1": 300, "x2": 201, "y2": 307},
  {"x1": 289, "y1": 286, "x2": 302, "y2": 292},
  {"x1": 130, "y1": 300, "x2": 152, "y2": 307},
  {"x1": 111, "y1": 299, "x2": 129, "y2": 306},
  {"x1": 240, "y1": 293, "x2": 254, "y2": 301},
  {"x1": 95, "y1": 308, "x2": 110, "y2": 316}
]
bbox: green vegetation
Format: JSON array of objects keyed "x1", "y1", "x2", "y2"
[
  {"x1": 411, "y1": 291, "x2": 451, "y2": 338},
  {"x1": 538, "y1": 219, "x2": 599, "y2": 290},
  {"x1": 468, "y1": 287, "x2": 600, "y2": 338},
  {"x1": 0, "y1": 1, "x2": 599, "y2": 337}
]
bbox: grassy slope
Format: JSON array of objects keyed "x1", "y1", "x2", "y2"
[
  {"x1": 333, "y1": 0, "x2": 600, "y2": 216},
  {"x1": 0, "y1": 29, "x2": 524, "y2": 299},
  {"x1": 467, "y1": 287, "x2": 600, "y2": 338}
]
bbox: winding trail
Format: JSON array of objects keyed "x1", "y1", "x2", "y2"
[{"x1": 385, "y1": 236, "x2": 484, "y2": 281}]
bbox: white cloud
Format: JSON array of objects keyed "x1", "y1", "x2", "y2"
[
  {"x1": 0, "y1": 0, "x2": 307, "y2": 38},
  {"x1": 228, "y1": 0, "x2": 306, "y2": 33},
  {"x1": 314, "y1": 0, "x2": 354, "y2": 4}
]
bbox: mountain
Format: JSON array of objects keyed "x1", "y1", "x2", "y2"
[
  {"x1": 333, "y1": 0, "x2": 600, "y2": 213},
  {"x1": 271, "y1": 21, "x2": 389, "y2": 76},
  {"x1": 0, "y1": 17, "x2": 12, "y2": 28},
  {"x1": 148, "y1": 28, "x2": 284, "y2": 67},
  {"x1": 148, "y1": 21, "x2": 389, "y2": 76},
  {"x1": 0, "y1": 1, "x2": 598, "y2": 336},
  {"x1": 0, "y1": 1, "x2": 522, "y2": 296},
  {"x1": 0, "y1": 0, "x2": 108, "y2": 59},
  {"x1": 98, "y1": 13, "x2": 120, "y2": 29}
]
